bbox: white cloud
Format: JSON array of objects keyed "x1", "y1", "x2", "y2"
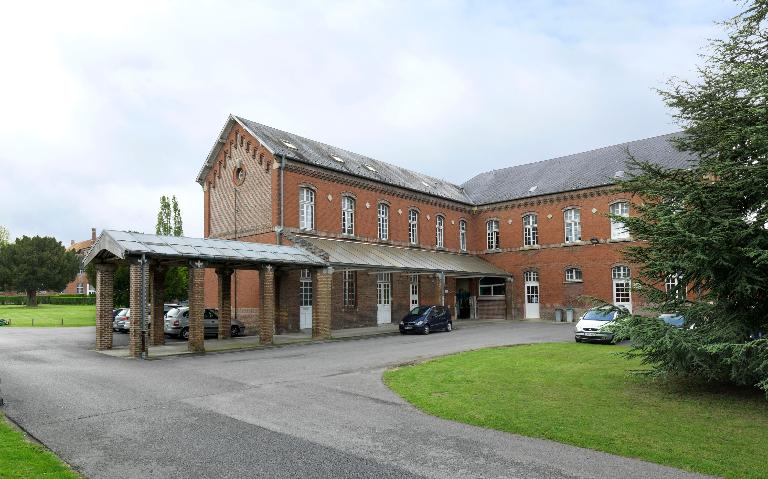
[{"x1": 0, "y1": 0, "x2": 739, "y2": 243}]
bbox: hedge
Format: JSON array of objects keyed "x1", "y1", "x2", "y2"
[{"x1": 0, "y1": 295, "x2": 96, "y2": 306}]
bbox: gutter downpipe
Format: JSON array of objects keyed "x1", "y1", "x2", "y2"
[{"x1": 277, "y1": 154, "x2": 286, "y2": 245}]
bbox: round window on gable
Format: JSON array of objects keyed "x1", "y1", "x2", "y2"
[{"x1": 233, "y1": 166, "x2": 246, "y2": 186}]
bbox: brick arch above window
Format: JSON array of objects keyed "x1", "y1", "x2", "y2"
[
  {"x1": 376, "y1": 199, "x2": 391, "y2": 207},
  {"x1": 339, "y1": 191, "x2": 357, "y2": 200},
  {"x1": 298, "y1": 183, "x2": 318, "y2": 192},
  {"x1": 561, "y1": 205, "x2": 582, "y2": 212},
  {"x1": 608, "y1": 199, "x2": 631, "y2": 206},
  {"x1": 520, "y1": 211, "x2": 538, "y2": 218},
  {"x1": 407, "y1": 206, "x2": 421, "y2": 213}
]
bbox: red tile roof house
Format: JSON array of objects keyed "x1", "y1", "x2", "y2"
[
  {"x1": 195, "y1": 115, "x2": 695, "y2": 334},
  {"x1": 62, "y1": 228, "x2": 97, "y2": 295}
]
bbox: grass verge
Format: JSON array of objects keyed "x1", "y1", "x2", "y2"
[
  {"x1": 0, "y1": 413, "x2": 80, "y2": 478},
  {"x1": 0, "y1": 305, "x2": 96, "y2": 327},
  {"x1": 383, "y1": 343, "x2": 768, "y2": 479}
]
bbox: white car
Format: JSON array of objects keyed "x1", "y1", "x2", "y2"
[{"x1": 574, "y1": 307, "x2": 623, "y2": 343}]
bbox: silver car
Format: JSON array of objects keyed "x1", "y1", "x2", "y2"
[
  {"x1": 112, "y1": 308, "x2": 130, "y2": 333},
  {"x1": 164, "y1": 307, "x2": 244, "y2": 339}
]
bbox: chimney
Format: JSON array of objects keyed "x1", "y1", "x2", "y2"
[{"x1": 91, "y1": 228, "x2": 97, "y2": 241}]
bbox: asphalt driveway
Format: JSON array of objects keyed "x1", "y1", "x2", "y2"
[{"x1": 0, "y1": 322, "x2": 714, "y2": 479}]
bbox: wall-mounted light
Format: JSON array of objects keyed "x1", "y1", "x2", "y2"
[{"x1": 590, "y1": 237, "x2": 599, "y2": 245}]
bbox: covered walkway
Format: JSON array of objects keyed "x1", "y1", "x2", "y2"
[{"x1": 84, "y1": 230, "x2": 326, "y2": 357}]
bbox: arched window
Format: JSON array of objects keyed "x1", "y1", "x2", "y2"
[
  {"x1": 523, "y1": 213, "x2": 538, "y2": 246},
  {"x1": 459, "y1": 219, "x2": 467, "y2": 252},
  {"x1": 564, "y1": 208, "x2": 581, "y2": 242},
  {"x1": 341, "y1": 196, "x2": 355, "y2": 235},
  {"x1": 565, "y1": 267, "x2": 582, "y2": 282},
  {"x1": 299, "y1": 187, "x2": 315, "y2": 230},
  {"x1": 665, "y1": 272, "x2": 685, "y2": 300},
  {"x1": 408, "y1": 209, "x2": 419, "y2": 245},
  {"x1": 377, "y1": 203, "x2": 389, "y2": 240},
  {"x1": 487, "y1": 220, "x2": 500, "y2": 250},
  {"x1": 435, "y1": 215, "x2": 445, "y2": 248},
  {"x1": 610, "y1": 201, "x2": 630, "y2": 239}
]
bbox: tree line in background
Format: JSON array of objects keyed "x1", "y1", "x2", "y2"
[
  {"x1": 1, "y1": 194, "x2": 187, "y2": 307},
  {"x1": 611, "y1": 1, "x2": 767, "y2": 393}
]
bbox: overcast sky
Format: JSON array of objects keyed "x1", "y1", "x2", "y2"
[{"x1": 0, "y1": 0, "x2": 739, "y2": 244}]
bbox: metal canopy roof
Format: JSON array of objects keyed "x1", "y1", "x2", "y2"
[
  {"x1": 83, "y1": 230, "x2": 326, "y2": 268},
  {"x1": 294, "y1": 236, "x2": 510, "y2": 277}
]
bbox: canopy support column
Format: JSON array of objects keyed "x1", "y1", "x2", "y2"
[
  {"x1": 187, "y1": 260, "x2": 206, "y2": 353},
  {"x1": 150, "y1": 264, "x2": 166, "y2": 346},
  {"x1": 259, "y1": 265, "x2": 275, "y2": 344},
  {"x1": 95, "y1": 263, "x2": 116, "y2": 351},
  {"x1": 216, "y1": 267, "x2": 234, "y2": 339},
  {"x1": 312, "y1": 267, "x2": 333, "y2": 340},
  {"x1": 505, "y1": 277, "x2": 515, "y2": 321},
  {"x1": 128, "y1": 259, "x2": 148, "y2": 358},
  {"x1": 438, "y1": 272, "x2": 446, "y2": 307}
]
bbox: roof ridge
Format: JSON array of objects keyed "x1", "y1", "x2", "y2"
[{"x1": 235, "y1": 115, "x2": 466, "y2": 190}]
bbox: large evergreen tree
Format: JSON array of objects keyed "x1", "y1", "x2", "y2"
[
  {"x1": 0, "y1": 236, "x2": 80, "y2": 306},
  {"x1": 611, "y1": 2, "x2": 768, "y2": 392}
]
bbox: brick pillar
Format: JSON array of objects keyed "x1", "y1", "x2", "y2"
[
  {"x1": 312, "y1": 267, "x2": 333, "y2": 340},
  {"x1": 95, "y1": 263, "x2": 116, "y2": 350},
  {"x1": 505, "y1": 277, "x2": 515, "y2": 321},
  {"x1": 188, "y1": 261, "x2": 206, "y2": 353},
  {"x1": 150, "y1": 264, "x2": 166, "y2": 346},
  {"x1": 128, "y1": 261, "x2": 145, "y2": 358},
  {"x1": 217, "y1": 267, "x2": 233, "y2": 339},
  {"x1": 259, "y1": 265, "x2": 275, "y2": 344}
]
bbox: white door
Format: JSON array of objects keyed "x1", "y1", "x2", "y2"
[
  {"x1": 299, "y1": 269, "x2": 313, "y2": 329},
  {"x1": 409, "y1": 274, "x2": 419, "y2": 310},
  {"x1": 612, "y1": 266, "x2": 632, "y2": 313},
  {"x1": 377, "y1": 273, "x2": 391, "y2": 324},
  {"x1": 524, "y1": 271, "x2": 540, "y2": 319}
]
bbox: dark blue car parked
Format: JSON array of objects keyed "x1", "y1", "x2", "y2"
[{"x1": 399, "y1": 305, "x2": 452, "y2": 335}]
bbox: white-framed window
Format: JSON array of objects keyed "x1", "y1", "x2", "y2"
[
  {"x1": 377, "y1": 203, "x2": 389, "y2": 240},
  {"x1": 435, "y1": 215, "x2": 444, "y2": 248},
  {"x1": 76, "y1": 283, "x2": 84, "y2": 294},
  {"x1": 299, "y1": 269, "x2": 313, "y2": 307},
  {"x1": 524, "y1": 270, "x2": 539, "y2": 282},
  {"x1": 612, "y1": 265, "x2": 632, "y2": 310},
  {"x1": 408, "y1": 209, "x2": 419, "y2": 245},
  {"x1": 341, "y1": 196, "x2": 355, "y2": 235},
  {"x1": 665, "y1": 272, "x2": 685, "y2": 300},
  {"x1": 343, "y1": 270, "x2": 356, "y2": 307},
  {"x1": 459, "y1": 219, "x2": 467, "y2": 252},
  {"x1": 523, "y1": 214, "x2": 538, "y2": 246},
  {"x1": 565, "y1": 268, "x2": 583, "y2": 282},
  {"x1": 564, "y1": 208, "x2": 581, "y2": 243},
  {"x1": 479, "y1": 277, "x2": 506, "y2": 296},
  {"x1": 486, "y1": 220, "x2": 500, "y2": 250},
  {"x1": 299, "y1": 187, "x2": 315, "y2": 230},
  {"x1": 610, "y1": 201, "x2": 630, "y2": 240}
]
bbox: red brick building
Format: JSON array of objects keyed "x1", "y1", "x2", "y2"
[
  {"x1": 197, "y1": 115, "x2": 694, "y2": 332},
  {"x1": 62, "y1": 228, "x2": 97, "y2": 295}
]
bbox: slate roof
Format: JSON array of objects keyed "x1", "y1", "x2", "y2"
[
  {"x1": 83, "y1": 230, "x2": 325, "y2": 268},
  {"x1": 461, "y1": 133, "x2": 697, "y2": 204},
  {"x1": 294, "y1": 235, "x2": 510, "y2": 277},
  {"x1": 199, "y1": 115, "x2": 697, "y2": 207},
  {"x1": 234, "y1": 116, "x2": 473, "y2": 204}
]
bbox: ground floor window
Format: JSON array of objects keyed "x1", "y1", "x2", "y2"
[
  {"x1": 479, "y1": 277, "x2": 505, "y2": 296},
  {"x1": 343, "y1": 270, "x2": 356, "y2": 307},
  {"x1": 76, "y1": 283, "x2": 84, "y2": 294}
]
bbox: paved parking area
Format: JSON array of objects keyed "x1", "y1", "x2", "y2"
[{"x1": 0, "y1": 322, "x2": 713, "y2": 479}]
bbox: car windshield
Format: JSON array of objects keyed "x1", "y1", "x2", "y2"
[
  {"x1": 166, "y1": 308, "x2": 182, "y2": 318},
  {"x1": 117, "y1": 309, "x2": 129, "y2": 317},
  {"x1": 582, "y1": 309, "x2": 616, "y2": 321},
  {"x1": 409, "y1": 306, "x2": 431, "y2": 315}
]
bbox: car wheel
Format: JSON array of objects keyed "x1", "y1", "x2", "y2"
[
  {"x1": 400, "y1": 331, "x2": 407, "y2": 335},
  {"x1": 575, "y1": 337, "x2": 582, "y2": 343},
  {"x1": 230, "y1": 325, "x2": 240, "y2": 337},
  {"x1": 446, "y1": 321, "x2": 452, "y2": 332},
  {"x1": 423, "y1": 325, "x2": 430, "y2": 335},
  {"x1": 180, "y1": 327, "x2": 190, "y2": 340}
]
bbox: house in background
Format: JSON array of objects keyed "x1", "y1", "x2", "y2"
[{"x1": 62, "y1": 228, "x2": 97, "y2": 295}]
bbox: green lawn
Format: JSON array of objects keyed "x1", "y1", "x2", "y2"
[
  {"x1": 0, "y1": 413, "x2": 80, "y2": 478},
  {"x1": 384, "y1": 343, "x2": 768, "y2": 479},
  {"x1": 0, "y1": 305, "x2": 96, "y2": 327}
]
